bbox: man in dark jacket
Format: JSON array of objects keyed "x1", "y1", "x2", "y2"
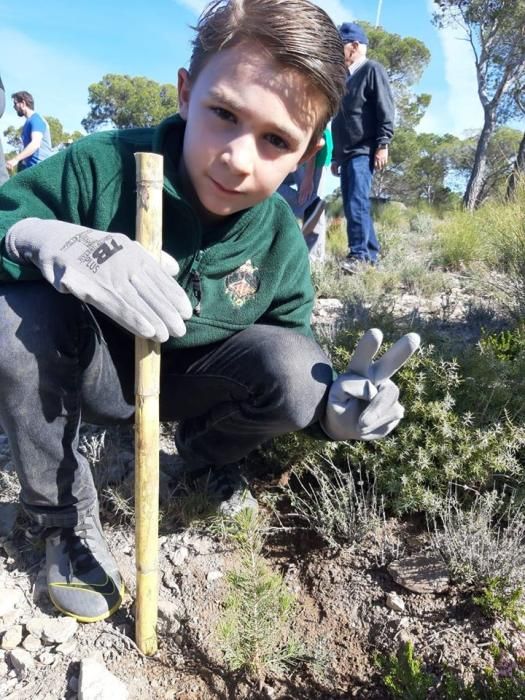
[
  {"x1": 331, "y1": 22, "x2": 394, "y2": 273},
  {"x1": 0, "y1": 76, "x2": 8, "y2": 186}
]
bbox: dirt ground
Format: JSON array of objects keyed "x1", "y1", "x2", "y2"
[
  {"x1": 0, "y1": 278, "x2": 517, "y2": 699},
  {"x1": 0, "y1": 426, "x2": 505, "y2": 700}
]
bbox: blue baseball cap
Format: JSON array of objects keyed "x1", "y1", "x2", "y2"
[{"x1": 339, "y1": 22, "x2": 368, "y2": 45}]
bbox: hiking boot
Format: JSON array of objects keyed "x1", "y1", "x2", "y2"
[
  {"x1": 172, "y1": 456, "x2": 258, "y2": 517},
  {"x1": 340, "y1": 255, "x2": 371, "y2": 275},
  {"x1": 302, "y1": 197, "x2": 326, "y2": 236},
  {"x1": 207, "y1": 462, "x2": 258, "y2": 517},
  {"x1": 46, "y1": 508, "x2": 124, "y2": 622}
]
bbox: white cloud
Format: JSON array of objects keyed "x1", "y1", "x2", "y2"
[
  {"x1": 173, "y1": 0, "x2": 351, "y2": 25},
  {"x1": 314, "y1": 0, "x2": 351, "y2": 26},
  {"x1": 0, "y1": 27, "x2": 104, "y2": 134},
  {"x1": 419, "y1": 0, "x2": 483, "y2": 136},
  {"x1": 175, "y1": 0, "x2": 207, "y2": 13}
]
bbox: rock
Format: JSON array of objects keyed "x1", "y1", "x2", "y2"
[
  {"x1": 157, "y1": 600, "x2": 182, "y2": 636},
  {"x1": 0, "y1": 612, "x2": 19, "y2": 630},
  {"x1": 78, "y1": 657, "x2": 128, "y2": 700},
  {"x1": 162, "y1": 570, "x2": 181, "y2": 593},
  {"x1": 8, "y1": 648, "x2": 34, "y2": 678},
  {"x1": 315, "y1": 298, "x2": 344, "y2": 315},
  {"x1": 22, "y1": 634, "x2": 42, "y2": 652},
  {"x1": 25, "y1": 617, "x2": 48, "y2": 639},
  {"x1": 32, "y1": 567, "x2": 49, "y2": 604},
  {"x1": 37, "y1": 651, "x2": 55, "y2": 665},
  {"x1": 0, "y1": 505, "x2": 18, "y2": 538},
  {"x1": 386, "y1": 592, "x2": 405, "y2": 613},
  {"x1": 188, "y1": 535, "x2": 213, "y2": 556},
  {"x1": 387, "y1": 554, "x2": 449, "y2": 594},
  {"x1": 42, "y1": 616, "x2": 78, "y2": 644},
  {"x1": 1, "y1": 625, "x2": 23, "y2": 650},
  {"x1": 207, "y1": 570, "x2": 223, "y2": 583},
  {"x1": 56, "y1": 639, "x2": 77, "y2": 655},
  {"x1": 168, "y1": 546, "x2": 189, "y2": 567},
  {"x1": 0, "y1": 589, "x2": 23, "y2": 618}
]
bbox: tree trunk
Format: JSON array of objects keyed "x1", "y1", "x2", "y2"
[
  {"x1": 506, "y1": 130, "x2": 525, "y2": 199},
  {"x1": 463, "y1": 110, "x2": 496, "y2": 210}
]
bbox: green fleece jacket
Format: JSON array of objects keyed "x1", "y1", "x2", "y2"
[{"x1": 0, "y1": 115, "x2": 315, "y2": 349}]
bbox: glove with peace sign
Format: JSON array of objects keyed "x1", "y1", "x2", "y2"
[{"x1": 321, "y1": 329, "x2": 420, "y2": 441}]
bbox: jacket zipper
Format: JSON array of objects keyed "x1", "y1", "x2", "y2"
[{"x1": 188, "y1": 250, "x2": 204, "y2": 316}]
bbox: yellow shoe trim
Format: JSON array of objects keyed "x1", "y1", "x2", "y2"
[{"x1": 48, "y1": 582, "x2": 125, "y2": 623}]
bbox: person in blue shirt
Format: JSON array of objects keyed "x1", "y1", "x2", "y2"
[
  {"x1": 6, "y1": 91, "x2": 52, "y2": 172},
  {"x1": 0, "y1": 76, "x2": 8, "y2": 185}
]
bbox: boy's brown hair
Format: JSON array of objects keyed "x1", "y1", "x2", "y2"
[
  {"x1": 189, "y1": 0, "x2": 347, "y2": 145},
  {"x1": 11, "y1": 91, "x2": 35, "y2": 109}
]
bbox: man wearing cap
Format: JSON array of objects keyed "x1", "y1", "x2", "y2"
[{"x1": 331, "y1": 22, "x2": 394, "y2": 273}]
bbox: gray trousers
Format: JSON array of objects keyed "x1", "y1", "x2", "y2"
[{"x1": 0, "y1": 282, "x2": 332, "y2": 527}]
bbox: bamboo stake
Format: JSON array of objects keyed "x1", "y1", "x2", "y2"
[{"x1": 134, "y1": 152, "x2": 163, "y2": 656}]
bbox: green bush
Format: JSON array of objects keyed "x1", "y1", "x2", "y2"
[
  {"x1": 379, "y1": 641, "x2": 434, "y2": 699},
  {"x1": 373, "y1": 201, "x2": 410, "y2": 233},
  {"x1": 262, "y1": 337, "x2": 525, "y2": 516},
  {"x1": 286, "y1": 458, "x2": 384, "y2": 548},
  {"x1": 433, "y1": 180, "x2": 524, "y2": 275},
  {"x1": 429, "y1": 489, "x2": 525, "y2": 617},
  {"x1": 326, "y1": 217, "x2": 347, "y2": 257},
  {"x1": 433, "y1": 209, "x2": 495, "y2": 269},
  {"x1": 342, "y1": 344, "x2": 525, "y2": 513},
  {"x1": 473, "y1": 577, "x2": 525, "y2": 624},
  {"x1": 457, "y1": 325, "x2": 525, "y2": 424}
]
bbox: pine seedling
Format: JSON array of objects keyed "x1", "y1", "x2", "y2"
[{"x1": 217, "y1": 509, "x2": 306, "y2": 681}]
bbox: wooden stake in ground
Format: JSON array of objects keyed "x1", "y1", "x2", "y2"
[{"x1": 134, "y1": 152, "x2": 163, "y2": 656}]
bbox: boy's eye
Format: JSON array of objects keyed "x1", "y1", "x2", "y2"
[
  {"x1": 211, "y1": 107, "x2": 236, "y2": 122},
  {"x1": 265, "y1": 133, "x2": 289, "y2": 151}
]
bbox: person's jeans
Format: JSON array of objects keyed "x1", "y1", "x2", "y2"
[
  {"x1": 0, "y1": 282, "x2": 333, "y2": 527},
  {"x1": 340, "y1": 155, "x2": 380, "y2": 263},
  {"x1": 278, "y1": 165, "x2": 323, "y2": 219}
]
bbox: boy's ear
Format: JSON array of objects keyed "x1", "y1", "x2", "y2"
[
  {"x1": 178, "y1": 68, "x2": 192, "y2": 121},
  {"x1": 298, "y1": 136, "x2": 325, "y2": 166}
]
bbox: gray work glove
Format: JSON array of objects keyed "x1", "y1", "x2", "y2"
[
  {"x1": 5, "y1": 217, "x2": 193, "y2": 342},
  {"x1": 321, "y1": 329, "x2": 420, "y2": 441}
]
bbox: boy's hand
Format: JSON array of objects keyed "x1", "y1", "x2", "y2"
[
  {"x1": 321, "y1": 329, "x2": 420, "y2": 441},
  {"x1": 5, "y1": 218, "x2": 193, "y2": 342}
]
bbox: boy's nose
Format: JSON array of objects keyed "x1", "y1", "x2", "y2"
[{"x1": 221, "y1": 135, "x2": 255, "y2": 176}]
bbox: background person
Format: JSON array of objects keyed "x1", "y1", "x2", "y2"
[
  {"x1": 6, "y1": 91, "x2": 52, "y2": 172},
  {"x1": 331, "y1": 22, "x2": 394, "y2": 274},
  {"x1": 278, "y1": 126, "x2": 332, "y2": 261},
  {"x1": 0, "y1": 76, "x2": 8, "y2": 185}
]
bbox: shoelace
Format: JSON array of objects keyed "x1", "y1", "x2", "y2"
[{"x1": 61, "y1": 520, "x2": 97, "y2": 575}]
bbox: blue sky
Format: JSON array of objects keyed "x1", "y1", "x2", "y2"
[{"x1": 1, "y1": 0, "x2": 488, "y2": 139}]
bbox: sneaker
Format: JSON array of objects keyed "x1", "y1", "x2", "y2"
[
  {"x1": 340, "y1": 256, "x2": 370, "y2": 275},
  {"x1": 302, "y1": 197, "x2": 326, "y2": 236},
  {"x1": 173, "y1": 457, "x2": 258, "y2": 517},
  {"x1": 46, "y1": 508, "x2": 124, "y2": 623},
  {"x1": 207, "y1": 462, "x2": 259, "y2": 517}
]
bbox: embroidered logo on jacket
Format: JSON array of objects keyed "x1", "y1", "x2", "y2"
[{"x1": 225, "y1": 260, "x2": 260, "y2": 307}]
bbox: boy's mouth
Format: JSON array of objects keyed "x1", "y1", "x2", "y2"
[{"x1": 208, "y1": 176, "x2": 244, "y2": 196}]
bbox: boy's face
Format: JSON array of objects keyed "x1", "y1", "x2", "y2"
[{"x1": 178, "y1": 42, "x2": 325, "y2": 221}]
